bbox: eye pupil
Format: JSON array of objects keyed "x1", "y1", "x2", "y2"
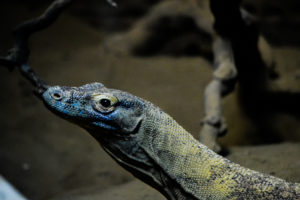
[{"x1": 100, "y1": 99, "x2": 111, "y2": 108}]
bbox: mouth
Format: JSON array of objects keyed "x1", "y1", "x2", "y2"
[{"x1": 42, "y1": 88, "x2": 105, "y2": 126}]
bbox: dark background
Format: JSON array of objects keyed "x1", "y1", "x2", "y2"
[{"x1": 0, "y1": 0, "x2": 299, "y2": 199}]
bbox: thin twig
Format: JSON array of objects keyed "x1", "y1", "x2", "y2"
[{"x1": 0, "y1": 0, "x2": 74, "y2": 96}]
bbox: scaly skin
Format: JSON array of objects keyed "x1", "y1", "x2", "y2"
[{"x1": 42, "y1": 82, "x2": 300, "y2": 200}]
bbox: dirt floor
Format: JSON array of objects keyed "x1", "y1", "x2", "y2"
[{"x1": 0, "y1": 1, "x2": 299, "y2": 199}]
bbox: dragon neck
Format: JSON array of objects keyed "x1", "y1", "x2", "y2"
[
  {"x1": 138, "y1": 108, "x2": 234, "y2": 199},
  {"x1": 138, "y1": 108, "x2": 299, "y2": 200}
]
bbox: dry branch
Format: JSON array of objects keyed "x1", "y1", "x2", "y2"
[
  {"x1": 199, "y1": 0, "x2": 261, "y2": 152},
  {"x1": 199, "y1": 36, "x2": 237, "y2": 152},
  {"x1": 0, "y1": 0, "x2": 74, "y2": 96}
]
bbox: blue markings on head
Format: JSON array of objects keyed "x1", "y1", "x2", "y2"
[
  {"x1": 72, "y1": 102, "x2": 81, "y2": 108},
  {"x1": 43, "y1": 84, "x2": 145, "y2": 135},
  {"x1": 93, "y1": 110, "x2": 118, "y2": 121},
  {"x1": 80, "y1": 110, "x2": 85, "y2": 115},
  {"x1": 92, "y1": 121, "x2": 117, "y2": 131},
  {"x1": 49, "y1": 91, "x2": 119, "y2": 128}
]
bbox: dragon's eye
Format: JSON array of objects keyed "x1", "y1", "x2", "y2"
[
  {"x1": 92, "y1": 94, "x2": 118, "y2": 113},
  {"x1": 100, "y1": 99, "x2": 111, "y2": 108}
]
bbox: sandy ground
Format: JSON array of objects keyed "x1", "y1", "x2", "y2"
[{"x1": 0, "y1": 1, "x2": 299, "y2": 199}]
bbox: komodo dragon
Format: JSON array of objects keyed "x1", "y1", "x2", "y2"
[{"x1": 42, "y1": 82, "x2": 300, "y2": 200}]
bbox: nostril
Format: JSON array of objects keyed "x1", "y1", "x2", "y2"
[{"x1": 51, "y1": 91, "x2": 63, "y2": 100}]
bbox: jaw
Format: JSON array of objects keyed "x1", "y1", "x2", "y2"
[
  {"x1": 42, "y1": 100, "x2": 85, "y2": 126},
  {"x1": 89, "y1": 130, "x2": 170, "y2": 198},
  {"x1": 89, "y1": 129, "x2": 192, "y2": 200}
]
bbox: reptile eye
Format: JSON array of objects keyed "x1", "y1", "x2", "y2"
[
  {"x1": 100, "y1": 99, "x2": 111, "y2": 108},
  {"x1": 92, "y1": 93, "x2": 118, "y2": 113}
]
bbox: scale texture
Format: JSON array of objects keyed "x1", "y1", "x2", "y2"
[{"x1": 42, "y1": 83, "x2": 300, "y2": 200}]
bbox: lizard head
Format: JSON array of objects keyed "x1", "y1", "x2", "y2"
[
  {"x1": 42, "y1": 82, "x2": 145, "y2": 136},
  {"x1": 42, "y1": 82, "x2": 192, "y2": 199},
  {"x1": 42, "y1": 83, "x2": 170, "y2": 195}
]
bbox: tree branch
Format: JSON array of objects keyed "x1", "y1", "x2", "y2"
[
  {"x1": 0, "y1": 0, "x2": 74, "y2": 97},
  {"x1": 199, "y1": 0, "x2": 260, "y2": 152},
  {"x1": 199, "y1": 36, "x2": 237, "y2": 152}
]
